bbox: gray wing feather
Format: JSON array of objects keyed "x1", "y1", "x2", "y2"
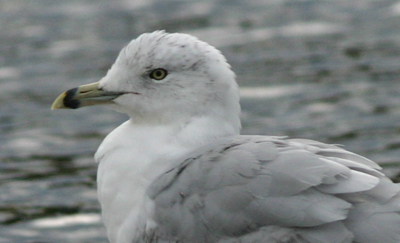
[{"x1": 145, "y1": 136, "x2": 400, "y2": 243}]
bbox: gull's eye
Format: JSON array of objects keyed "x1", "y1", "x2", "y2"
[{"x1": 149, "y1": 68, "x2": 168, "y2": 81}]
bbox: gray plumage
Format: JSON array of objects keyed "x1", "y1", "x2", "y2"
[{"x1": 142, "y1": 136, "x2": 400, "y2": 243}]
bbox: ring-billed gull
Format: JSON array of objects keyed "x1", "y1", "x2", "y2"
[{"x1": 52, "y1": 31, "x2": 400, "y2": 243}]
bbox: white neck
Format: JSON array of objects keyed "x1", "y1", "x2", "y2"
[{"x1": 95, "y1": 114, "x2": 240, "y2": 243}]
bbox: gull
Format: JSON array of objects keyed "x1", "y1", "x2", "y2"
[{"x1": 52, "y1": 31, "x2": 400, "y2": 243}]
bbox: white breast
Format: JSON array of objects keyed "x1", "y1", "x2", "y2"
[{"x1": 95, "y1": 120, "x2": 191, "y2": 243}]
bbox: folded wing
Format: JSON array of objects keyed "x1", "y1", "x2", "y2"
[{"x1": 146, "y1": 136, "x2": 400, "y2": 243}]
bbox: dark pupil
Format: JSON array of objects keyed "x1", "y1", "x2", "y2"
[{"x1": 155, "y1": 71, "x2": 162, "y2": 77}]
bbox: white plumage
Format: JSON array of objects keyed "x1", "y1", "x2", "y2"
[{"x1": 52, "y1": 31, "x2": 400, "y2": 243}]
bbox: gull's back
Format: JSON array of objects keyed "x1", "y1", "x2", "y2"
[{"x1": 141, "y1": 136, "x2": 400, "y2": 243}]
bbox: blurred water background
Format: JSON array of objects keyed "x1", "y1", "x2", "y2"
[{"x1": 1, "y1": 0, "x2": 400, "y2": 242}]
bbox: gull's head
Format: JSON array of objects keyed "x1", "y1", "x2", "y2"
[{"x1": 52, "y1": 31, "x2": 240, "y2": 127}]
